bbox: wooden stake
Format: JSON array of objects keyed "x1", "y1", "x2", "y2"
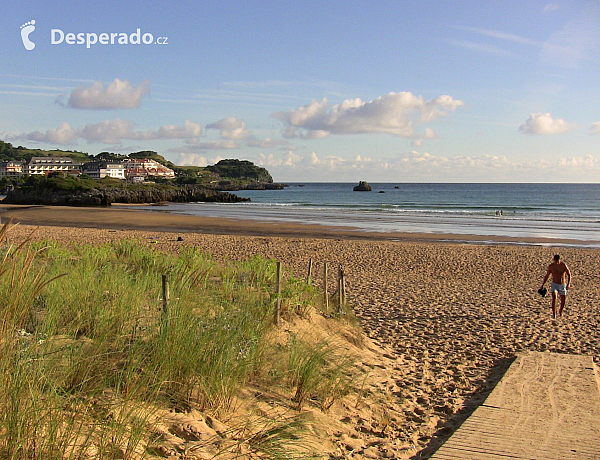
[
  {"x1": 162, "y1": 274, "x2": 169, "y2": 314},
  {"x1": 307, "y1": 258, "x2": 313, "y2": 285},
  {"x1": 337, "y1": 264, "x2": 345, "y2": 314},
  {"x1": 323, "y1": 262, "x2": 329, "y2": 314},
  {"x1": 341, "y1": 265, "x2": 346, "y2": 306},
  {"x1": 274, "y1": 261, "x2": 282, "y2": 325}
]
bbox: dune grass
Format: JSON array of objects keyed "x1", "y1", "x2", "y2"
[{"x1": 0, "y1": 222, "x2": 358, "y2": 459}]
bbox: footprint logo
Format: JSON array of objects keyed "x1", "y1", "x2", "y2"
[{"x1": 20, "y1": 20, "x2": 36, "y2": 51}]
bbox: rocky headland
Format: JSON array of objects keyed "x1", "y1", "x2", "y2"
[{"x1": 3, "y1": 184, "x2": 249, "y2": 206}]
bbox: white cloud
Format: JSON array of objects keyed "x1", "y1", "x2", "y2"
[
  {"x1": 223, "y1": 150, "x2": 600, "y2": 182},
  {"x1": 206, "y1": 117, "x2": 250, "y2": 139},
  {"x1": 79, "y1": 119, "x2": 202, "y2": 143},
  {"x1": 518, "y1": 113, "x2": 571, "y2": 135},
  {"x1": 256, "y1": 151, "x2": 302, "y2": 168},
  {"x1": 175, "y1": 154, "x2": 226, "y2": 167},
  {"x1": 590, "y1": 122, "x2": 600, "y2": 135},
  {"x1": 448, "y1": 27, "x2": 540, "y2": 59},
  {"x1": 447, "y1": 40, "x2": 515, "y2": 58},
  {"x1": 246, "y1": 137, "x2": 288, "y2": 148},
  {"x1": 455, "y1": 11, "x2": 600, "y2": 68},
  {"x1": 78, "y1": 119, "x2": 140, "y2": 143},
  {"x1": 305, "y1": 130, "x2": 331, "y2": 139},
  {"x1": 282, "y1": 151, "x2": 302, "y2": 166},
  {"x1": 541, "y1": 2, "x2": 600, "y2": 67},
  {"x1": 556, "y1": 154, "x2": 597, "y2": 168},
  {"x1": 280, "y1": 126, "x2": 297, "y2": 139},
  {"x1": 410, "y1": 128, "x2": 435, "y2": 147},
  {"x1": 15, "y1": 122, "x2": 78, "y2": 145},
  {"x1": 307, "y1": 152, "x2": 320, "y2": 165},
  {"x1": 181, "y1": 140, "x2": 239, "y2": 150},
  {"x1": 157, "y1": 120, "x2": 203, "y2": 138},
  {"x1": 176, "y1": 154, "x2": 209, "y2": 167},
  {"x1": 456, "y1": 27, "x2": 542, "y2": 47},
  {"x1": 66, "y1": 79, "x2": 151, "y2": 109},
  {"x1": 280, "y1": 127, "x2": 331, "y2": 139},
  {"x1": 543, "y1": 4, "x2": 560, "y2": 14},
  {"x1": 273, "y1": 92, "x2": 463, "y2": 138},
  {"x1": 256, "y1": 151, "x2": 351, "y2": 172},
  {"x1": 402, "y1": 151, "x2": 600, "y2": 181},
  {"x1": 12, "y1": 119, "x2": 202, "y2": 145}
]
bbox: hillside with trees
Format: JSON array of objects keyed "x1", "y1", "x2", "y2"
[
  {"x1": 206, "y1": 159, "x2": 273, "y2": 182},
  {"x1": 0, "y1": 140, "x2": 90, "y2": 164},
  {"x1": 0, "y1": 140, "x2": 283, "y2": 205}
]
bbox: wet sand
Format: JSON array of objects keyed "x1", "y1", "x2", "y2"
[
  {"x1": 2, "y1": 203, "x2": 599, "y2": 246},
  {"x1": 2, "y1": 204, "x2": 599, "y2": 458}
]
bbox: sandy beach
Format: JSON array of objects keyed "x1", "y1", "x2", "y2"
[{"x1": 2, "y1": 204, "x2": 599, "y2": 458}]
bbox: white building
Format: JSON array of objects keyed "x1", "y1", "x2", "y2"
[
  {"x1": 0, "y1": 161, "x2": 24, "y2": 178},
  {"x1": 24, "y1": 157, "x2": 82, "y2": 175},
  {"x1": 82, "y1": 161, "x2": 126, "y2": 180},
  {"x1": 122, "y1": 159, "x2": 175, "y2": 179}
]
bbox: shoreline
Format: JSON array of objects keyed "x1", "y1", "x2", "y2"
[{"x1": 1, "y1": 204, "x2": 598, "y2": 248}]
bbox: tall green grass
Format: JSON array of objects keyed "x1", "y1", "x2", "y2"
[{"x1": 0, "y1": 223, "x2": 358, "y2": 459}]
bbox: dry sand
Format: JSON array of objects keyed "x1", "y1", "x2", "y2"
[{"x1": 2, "y1": 205, "x2": 599, "y2": 459}]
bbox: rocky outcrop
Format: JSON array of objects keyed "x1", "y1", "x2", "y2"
[
  {"x1": 353, "y1": 181, "x2": 372, "y2": 192},
  {"x1": 3, "y1": 185, "x2": 249, "y2": 206},
  {"x1": 109, "y1": 185, "x2": 249, "y2": 204},
  {"x1": 206, "y1": 159, "x2": 274, "y2": 183},
  {"x1": 220, "y1": 182, "x2": 287, "y2": 191},
  {"x1": 249, "y1": 182, "x2": 286, "y2": 190}
]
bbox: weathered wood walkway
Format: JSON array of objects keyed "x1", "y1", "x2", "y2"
[{"x1": 430, "y1": 351, "x2": 600, "y2": 459}]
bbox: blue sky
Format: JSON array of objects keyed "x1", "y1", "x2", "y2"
[{"x1": 1, "y1": 0, "x2": 599, "y2": 182}]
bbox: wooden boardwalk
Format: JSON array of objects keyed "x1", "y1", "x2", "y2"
[{"x1": 430, "y1": 352, "x2": 600, "y2": 459}]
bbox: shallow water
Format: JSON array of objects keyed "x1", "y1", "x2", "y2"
[{"x1": 138, "y1": 183, "x2": 600, "y2": 246}]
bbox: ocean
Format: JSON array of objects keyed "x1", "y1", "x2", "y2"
[{"x1": 139, "y1": 183, "x2": 600, "y2": 246}]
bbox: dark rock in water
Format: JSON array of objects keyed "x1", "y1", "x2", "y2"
[
  {"x1": 394, "y1": 186, "x2": 399, "y2": 189},
  {"x1": 353, "y1": 181, "x2": 372, "y2": 192},
  {"x1": 379, "y1": 190, "x2": 385, "y2": 193},
  {"x1": 263, "y1": 183, "x2": 287, "y2": 190},
  {"x1": 234, "y1": 182, "x2": 286, "y2": 190}
]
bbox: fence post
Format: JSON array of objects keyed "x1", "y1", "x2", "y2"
[
  {"x1": 306, "y1": 258, "x2": 313, "y2": 285},
  {"x1": 341, "y1": 265, "x2": 346, "y2": 307},
  {"x1": 323, "y1": 262, "x2": 329, "y2": 314},
  {"x1": 337, "y1": 265, "x2": 345, "y2": 314},
  {"x1": 274, "y1": 261, "x2": 282, "y2": 325},
  {"x1": 162, "y1": 274, "x2": 169, "y2": 315}
]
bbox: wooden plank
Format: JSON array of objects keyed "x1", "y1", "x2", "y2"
[{"x1": 430, "y1": 352, "x2": 600, "y2": 459}]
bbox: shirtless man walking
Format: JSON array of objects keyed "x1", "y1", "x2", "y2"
[{"x1": 540, "y1": 254, "x2": 572, "y2": 318}]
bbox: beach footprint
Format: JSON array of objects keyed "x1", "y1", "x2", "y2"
[{"x1": 20, "y1": 20, "x2": 36, "y2": 50}]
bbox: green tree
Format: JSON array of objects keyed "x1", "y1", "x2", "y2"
[
  {"x1": 205, "y1": 159, "x2": 273, "y2": 183},
  {"x1": 94, "y1": 151, "x2": 128, "y2": 162},
  {"x1": 128, "y1": 151, "x2": 175, "y2": 168}
]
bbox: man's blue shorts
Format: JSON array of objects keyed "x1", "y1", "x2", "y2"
[{"x1": 551, "y1": 282, "x2": 567, "y2": 296}]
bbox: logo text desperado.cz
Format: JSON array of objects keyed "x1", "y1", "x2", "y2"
[{"x1": 51, "y1": 29, "x2": 168, "y2": 48}]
